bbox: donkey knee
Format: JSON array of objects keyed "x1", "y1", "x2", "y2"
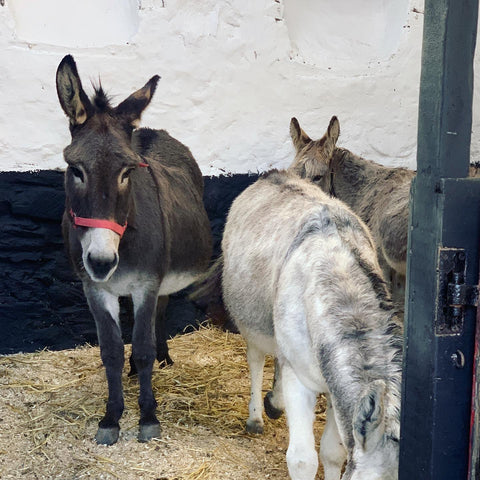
[
  {"x1": 286, "y1": 445, "x2": 318, "y2": 480},
  {"x1": 131, "y1": 351, "x2": 156, "y2": 372}
]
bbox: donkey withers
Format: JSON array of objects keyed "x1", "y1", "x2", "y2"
[
  {"x1": 289, "y1": 116, "x2": 414, "y2": 306},
  {"x1": 56, "y1": 55, "x2": 212, "y2": 445},
  {"x1": 222, "y1": 170, "x2": 402, "y2": 479}
]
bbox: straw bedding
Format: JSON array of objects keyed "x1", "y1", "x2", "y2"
[{"x1": 0, "y1": 325, "x2": 326, "y2": 479}]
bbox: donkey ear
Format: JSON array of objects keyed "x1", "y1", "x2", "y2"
[
  {"x1": 114, "y1": 75, "x2": 160, "y2": 128},
  {"x1": 56, "y1": 55, "x2": 93, "y2": 127},
  {"x1": 290, "y1": 117, "x2": 312, "y2": 151},
  {"x1": 327, "y1": 116, "x2": 340, "y2": 144},
  {"x1": 353, "y1": 380, "x2": 386, "y2": 452},
  {"x1": 320, "y1": 116, "x2": 340, "y2": 161}
]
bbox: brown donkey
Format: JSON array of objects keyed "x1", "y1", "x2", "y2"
[
  {"x1": 56, "y1": 55, "x2": 212, "y2": 445},
  {"x1": 289, "y1": 117, "x2": 480, "y2": 305},
  {"x1": 289, "y1": 116, "x2": 414, "y2": 306}
]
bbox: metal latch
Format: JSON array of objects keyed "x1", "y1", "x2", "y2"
[{"x1": 436, "y1": 248, "x2": 479, "y2": 335}]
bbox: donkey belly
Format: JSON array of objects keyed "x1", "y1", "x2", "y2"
[
  {"x1": 100, "y1": 269, "x2": 201, "y2": 305},
  {"x1": 222, "y1": 242, "x2": 276, "y2": 345},
  {"x1": 158, "y1": 271, "x2": 200, "y2": 296},
  {"x1": 222, "y1": 271, "x2": 275, "y2": 343}
]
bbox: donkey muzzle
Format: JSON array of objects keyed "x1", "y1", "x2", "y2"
[
  {"x1": 81, "y1": 228, "x2": 121, "y2": 282},
  {"x1": 86, "y1": 252, "x2": 119, "y2": 282}
]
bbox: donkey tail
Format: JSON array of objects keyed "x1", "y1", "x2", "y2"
[{"x1": 189, "y1": 255, "x2": 237, "y2": 332}]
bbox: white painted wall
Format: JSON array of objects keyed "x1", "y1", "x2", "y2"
[{"x1": 0, "y1": 0, "x2": 476, "y2": 174}]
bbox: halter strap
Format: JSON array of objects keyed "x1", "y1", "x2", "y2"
[
  {"x1": 329, "y1": 171, "x2": 336, "y2": 197},
  {"x1": 69, "y1": 209, "x2": 127, "y2": 237}
]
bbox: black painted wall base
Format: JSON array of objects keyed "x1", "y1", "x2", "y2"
[{"x1": 0, "y1": 170, "x2": 258, "y2": 354}]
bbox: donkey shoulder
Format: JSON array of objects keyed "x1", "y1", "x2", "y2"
[
  {"x1": 261, "y1": 169, "x2": 331, "y2": 202},
  {"x1": 133, "y1": 128, "x2": 203, "y2": 191}
]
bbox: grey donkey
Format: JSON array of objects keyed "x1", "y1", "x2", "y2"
[
  {"x1": 289, "y1": 115, "x2": 480, "y2": 307},
  {"x1": 221, "y1": 169, "x2": 403, "y2": 479}
]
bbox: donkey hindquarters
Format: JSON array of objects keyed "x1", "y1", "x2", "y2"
[
  {"x1": 57, "y1": 55, "x2": 212, "y2": 445},
  {"x1": 222, "y1": 171, "x2": 402, "y2": 480}
]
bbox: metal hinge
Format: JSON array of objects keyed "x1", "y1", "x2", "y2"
[{"x1": 436, "y1": 248, "x2": 479, "y2": 336}]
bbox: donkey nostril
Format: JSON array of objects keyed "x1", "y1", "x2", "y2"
[{"x1": 86, "y1": 252, "x2": 118, "y2": 280}]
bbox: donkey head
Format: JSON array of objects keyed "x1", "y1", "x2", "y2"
[
  {"x1": 343, "y1": 380, "x2": 399, "y2": 480},
  {"x1": 56, "y1": 55, "x2": 159, "y2": 282},
  {"x1": 288, "y1": 116, "x2": 340, "y2": 194}
]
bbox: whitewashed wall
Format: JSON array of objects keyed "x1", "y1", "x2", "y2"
[{"x1": 0, "y1": 0, "x2": 477, "y2": 174}]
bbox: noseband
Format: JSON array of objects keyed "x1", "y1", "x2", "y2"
[
  {"x1": 68, "y1": 161, "x2": 149, "y2": 238},
  {"x1": 69, "y1": 209, "x2": 128, "y2": 237}
]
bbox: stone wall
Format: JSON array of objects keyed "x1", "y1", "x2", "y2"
[{"x1": 0, "y1": 171, "x2": 257, "y2": 353}]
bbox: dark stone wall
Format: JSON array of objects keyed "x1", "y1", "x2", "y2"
[{"x1": 0, "y1": 170, "x2": 258, "y2": 354}]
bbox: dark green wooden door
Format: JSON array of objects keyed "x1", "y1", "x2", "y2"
[{"x1": 399, "y1": 2, "x2": 480, "y2": 479}]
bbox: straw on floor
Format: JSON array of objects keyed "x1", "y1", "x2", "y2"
[{"x1": 0, "y1": 324, "x2": 326, "y2": 479}]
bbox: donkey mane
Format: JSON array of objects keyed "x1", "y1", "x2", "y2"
[{"x1": 91, "y1": 82, "x2": 114, "y2": 112}]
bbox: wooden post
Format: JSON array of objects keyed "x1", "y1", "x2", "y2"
[{"x1": 399, "y1": 1, "x2": 480, "y2": 479}]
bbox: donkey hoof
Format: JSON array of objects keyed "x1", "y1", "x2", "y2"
[
  {"x1": 95, "y1": 426, "x2": 120, "y2": 445},
  {"x1": 138, "y1": 423, "x2": 161, "y2": 443},
  {"x1": 246, "y1": 419, "x2": 264, "y2": 435},
  {"x1": 264, "y1": 391, "x2": 283, "y2": 420},
  {"x1": 157, "y1": 354, "x2": 174, "y2": 368}
]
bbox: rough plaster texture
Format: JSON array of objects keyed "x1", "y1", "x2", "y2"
[{"x1": 1, "y1": 0, "x2": 477, "y2": 174}]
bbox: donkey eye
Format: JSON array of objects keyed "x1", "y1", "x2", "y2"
[
  {"x1": 70, "y1": 166, "x2": 84, "y2": 183},
  {"x1": 312, "y1": 175, "x2": 323, "y2": 182},
  {"x1": 121, "y1": 168, "x2": 134, "y2": 184}
]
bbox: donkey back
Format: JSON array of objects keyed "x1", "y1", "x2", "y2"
[{"x1": 222, "y1": 170, "x2": 402, "y2": 479}]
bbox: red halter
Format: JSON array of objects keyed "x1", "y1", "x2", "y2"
[
  {"x1": 69, "y1": 209, "x2": 127, "y2": 237},
  {"x1": 68, "y1": 161, "x2": 149, "y2": 238}
]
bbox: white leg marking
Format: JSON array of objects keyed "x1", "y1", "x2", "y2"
[
  {"x1": 246, "y1": 343, "x2": 266, "y2": 433},
  {"x1": 282, "y1": 362, "x2": 319, "y2": 480},
  {"x1": 320, "y1": 396, "x2": 346, "y2": 480}
]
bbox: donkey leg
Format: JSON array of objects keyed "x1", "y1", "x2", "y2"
[
  {"x1": 264, "y1": 357, "x2": 284, "y2": 420},
  {"x1": 128, "y1": 295, "x2": 172, "y2": 376},
  {"x1": 319, "y1": 395, "x2": 346, "y2": 480},
  {"x1": 131, "y1": 289, "x2": 161, "y2": 442},
  {"x1": 282, "y1": 362, "x2": 318, "y2": 480},
  {"x1": 246, "y1": 343, "x2": 266, "y2": 434},
  {"x1": 155, "y1": 295, "x2": 173, "y2": 367},
  {"x1": 85, "y1": 287, "x2": 125, "y2": 445}
]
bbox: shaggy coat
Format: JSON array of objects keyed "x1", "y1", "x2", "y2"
[
  {"x1": 289, "y1": 116, "x2": 480, "y2": 307},
  {"x1": 289, "y1": 117, "x2": 413, "y2": 305},
  {"x1": 222, "y1": 170, "x2": 402, "y2": 480}
]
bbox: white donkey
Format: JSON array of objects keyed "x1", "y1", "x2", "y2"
[{"x1": 221, "y1": 170, "x2": 402, "y2": 480}]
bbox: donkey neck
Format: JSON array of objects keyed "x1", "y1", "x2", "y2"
[
  {"x1": 330, "y1": 148, "x2": 384, "y2": 206},
  {"x1": 356, "y1": 314, "x2": 402, "y2": 441}
]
